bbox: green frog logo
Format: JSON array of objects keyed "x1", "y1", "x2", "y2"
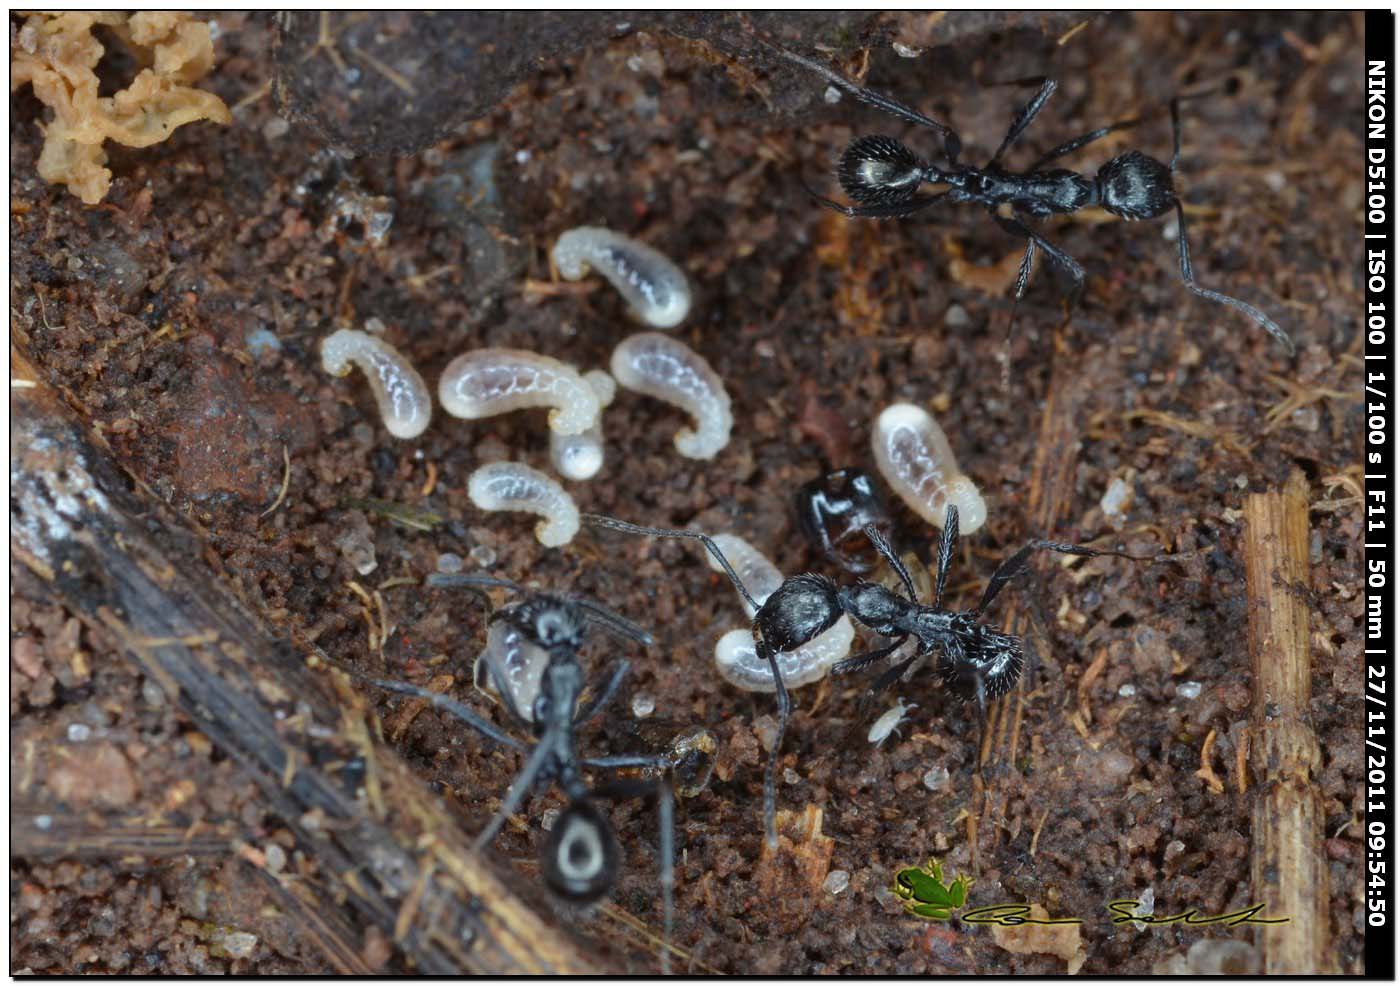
[{"x1": 891, "y1": 858, "x2": 972, "y2": 922}]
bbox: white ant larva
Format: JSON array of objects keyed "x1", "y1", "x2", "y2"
[
  {"x1": 703, "y1": 534, "x2": 855, "y2": 692},
  {"x1": 867, "y1": 698, "x2": 918, "y2": 747},
  {"x1": 467, "y1": 461, "x2": 580, "y2": 547},
  {"x1": 547, "y1": 369, "x2": 616, "y2": 481},
  {"x1": 439, "y1": 349, "x2": 601, "y2": 437},
  {"x1": 320, "y1": 328, "x2": 432, "y2": 439},
  {"x1": 872, "y1": 403, "x2": 987, "y2": 534},
  {"x1": 474, "y1": 619, "x2": 549, "y2": 720},
  {"x1": 611, "y1": 332, "x2": 732, "y2": 460},
  {"x1": 552, "y1": 226, "x2": 692, "y2": 329}
]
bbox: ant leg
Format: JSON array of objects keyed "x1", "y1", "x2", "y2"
[
  {"x1": 989, "y1": 78, "x2": 1057, "y2": 165},
  {"x1": 760, "y1": 39, "x2": 963, "y2": 164},
  {"x1": 998, "y1": 235, "x2": 1037, "y2": 387},
  {"x1": 975, "y1": 537, "x2": 1138, "y2": 616},
  {"x1": 809, "y1": 184, "x2": 950, "y2": 221},
  {"x1": 758, "y1": 639, "x2": 791, "y2": 850},
  {"x1": 933, "y1": 505, "x2": 960, "y2": 608},
  {"x1": 426, "y1": 572, "x2": 523, "y2": 595},
  {"x1": 473, "y1": 734, "x2": 556, "y2": 851},
  {"x1": 366, "y1": 678, "x2": 527, "y2": 752},
  {"x1": 1172, "y1": 200, "x2": 1295, "y2": 353},
  {"x1": 1168, "y1": 98, "x2": 1182, "y2": 171},
  {"x1": 992, "y1": 214, "x2": 1087, "y2": 312},
  {"x1": 657, "y1": 775, "x2": 675, "y2": 975},
  {"x1": 832, "y1": 634, "x2": 908, "y2": 676},
  {"x1": 862, "y1": 522, "x2": 917, "y2": 601},
  {"x1": 574, "y1": 660, "x2": 630, "y2": 725},
  {"x1": 584, "y1": 769, "x2": 675, "y2": 974},
  {"x1": 566, "y1": 596, "x2": 654, "y2": 646},
  {"x1": 583, "y1": 514, "x2": 762, "y2": 613},
  {"x1": 867, "y1": 653, "x2": 919, "y2": 697},
  {"x1": 1029, "y1": 114, "x2": 1147, "y2": 170}
]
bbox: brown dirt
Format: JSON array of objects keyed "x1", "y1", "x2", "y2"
[{"x1": 10, "y1": 10, "x2": 1364, "y2": 974}]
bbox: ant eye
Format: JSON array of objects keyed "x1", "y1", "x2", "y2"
[
  {"x1": 838, "y1": 136, "x2": 923, "y2": 204},
  {"x1": 542, "y1": 802, "x2": 618, "y2": 902}
]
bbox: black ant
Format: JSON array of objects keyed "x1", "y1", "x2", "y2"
[
  {"x1": 793, "y1": 466, "x2": 893, "y2": 576},
  {"x1": 766, "y1": 42, "x2": 1294, "y2": 355},
  {"x1": 585, "y1": 506, "x2": 1140, "y2": 848},
  {"x1": 365, "y1": 574, "x2": 678, "y2": 972}
]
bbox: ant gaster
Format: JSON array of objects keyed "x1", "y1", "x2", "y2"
[
  {"x1": 367, "y1": 574, "x2": 677, "y2": 972},
  {"x1": 586, "y1": 507, "x2": 1137, "y2": 848},
  {"x1": 768, "y1": 43, "x2": 1293, "y2": 354}
]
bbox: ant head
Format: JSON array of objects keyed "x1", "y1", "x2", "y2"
[
  {"x1": 542, "y1": 800, "x2": 619, "y2": 902},
  {"x1": 838, "y1": 136, "x2": 924, "y2": 205},
  {"x1": 794, "y1": 466, "x2": 892, "y2": 575},
  {"x1": 510, "y1": 598, "x2": 587, "y2": 654}
]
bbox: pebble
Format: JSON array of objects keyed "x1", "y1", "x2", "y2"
[
  {"x1": 436, "y1": 553, "x2": 463, "y2": 574},
  {"x1": 784, "y1": 767, "x2": 800, "y2": 785},
  {"x1": 541, "y1": 807, "x2": 561, "y2": 832},
  {"x1": 333, "y1": 511, "x2": 378, "y2": 576},
  {"x1": 264, "y1": 843, "x2": 287, "y2": 873},
  {"x1": 262, "y1": 116, "x2": 290, "y2": 140},
  {"x1": 823, "y1": 85, "x2": 841, "y2": 104},
  {"x1": 1100, "y1": 477, "x2": 1132, "y2": 529},
  {"x1": 944, "y1": 304, "x2": 970, "y2": 328},
  {"x1": 1185, "y1": 938, "x2": 1259, "y2": 974},
  {"x1": 1117, "y1": 683, "x2": 1137, "y2": 698},
  {"x1": 922, "y1": 764, "x2": 950, "y2": 792},
  {"x1": 753, "y1": 715, "x2": 779, "y2": 753},
  {"x1": 142, "y1": 678, "x2": 167, "y2": 708},
  {"x1": 211, "y1": 929, "x2": 258, "y2": 961},
  {"x1": 823, "y1": 869, "x2": 851, "y2": 895},
  {"x1": 66, "y1": 723, "x2": 92, "y2": 743},
  {"x1": 1129, "y1": 887, "x2": 1154, "y2": 929},
  {"x1": 1177, "y1": 681, "x2": 1202, "y2": 700},
  {"x1": 631, "y1": 693, "x2": 655, "y2": 718},
  {"x1": 469, "y1": 544, "x2": 498, "y2": 568}
]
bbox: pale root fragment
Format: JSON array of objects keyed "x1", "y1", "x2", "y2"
[
  {"x1": 12, "y1": 12, "x2": 232, "y2": 204},
  {"x1": 553, "y1": 226, "x2": 691, "y2": 329},
  {"x1": 440, "y1": 349, "x2": 600, "y2": 437},
  {"x1": 548, "y1": 370, "x2": 616, "y2": 481},
  {"x1": 872, "y1": 403, "x2": 987, "y2": 534},
  {"x1": 320, "y1": 329, "x2": 432, "y2": 440},
  {"x1": 468, "y1": 462, "x2": 580, "y2": 548},
  {"x1": 611, "y1": 332, "x2": 732, "y2": 459}
]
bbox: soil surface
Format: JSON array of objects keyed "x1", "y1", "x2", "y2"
[{"x1": 11, "y1": 10, "x2": 1364, "y2": 975}]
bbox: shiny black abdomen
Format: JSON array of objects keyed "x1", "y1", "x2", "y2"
[{"x1": 1095, "y1": 151, "x2": 1175, "y2": 220}]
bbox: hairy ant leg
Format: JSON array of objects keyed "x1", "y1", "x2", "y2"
[
  {"x1": 583, "y1": 513, "x2": 792, "y2": 850},
  {"x1": 989, "y1": 77, "x2": 1058, "y2": 165}
]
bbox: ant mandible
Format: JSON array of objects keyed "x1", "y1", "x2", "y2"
[
  {"x1": 365, "y1": 574, "x2": 678, "y2": 972},
  {"x1": 586, "y1": 506, "x2": 1140, "y2": 848},
  {"x1": 767, "y1": 42, "x2": 1294, "y2": 354}
]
